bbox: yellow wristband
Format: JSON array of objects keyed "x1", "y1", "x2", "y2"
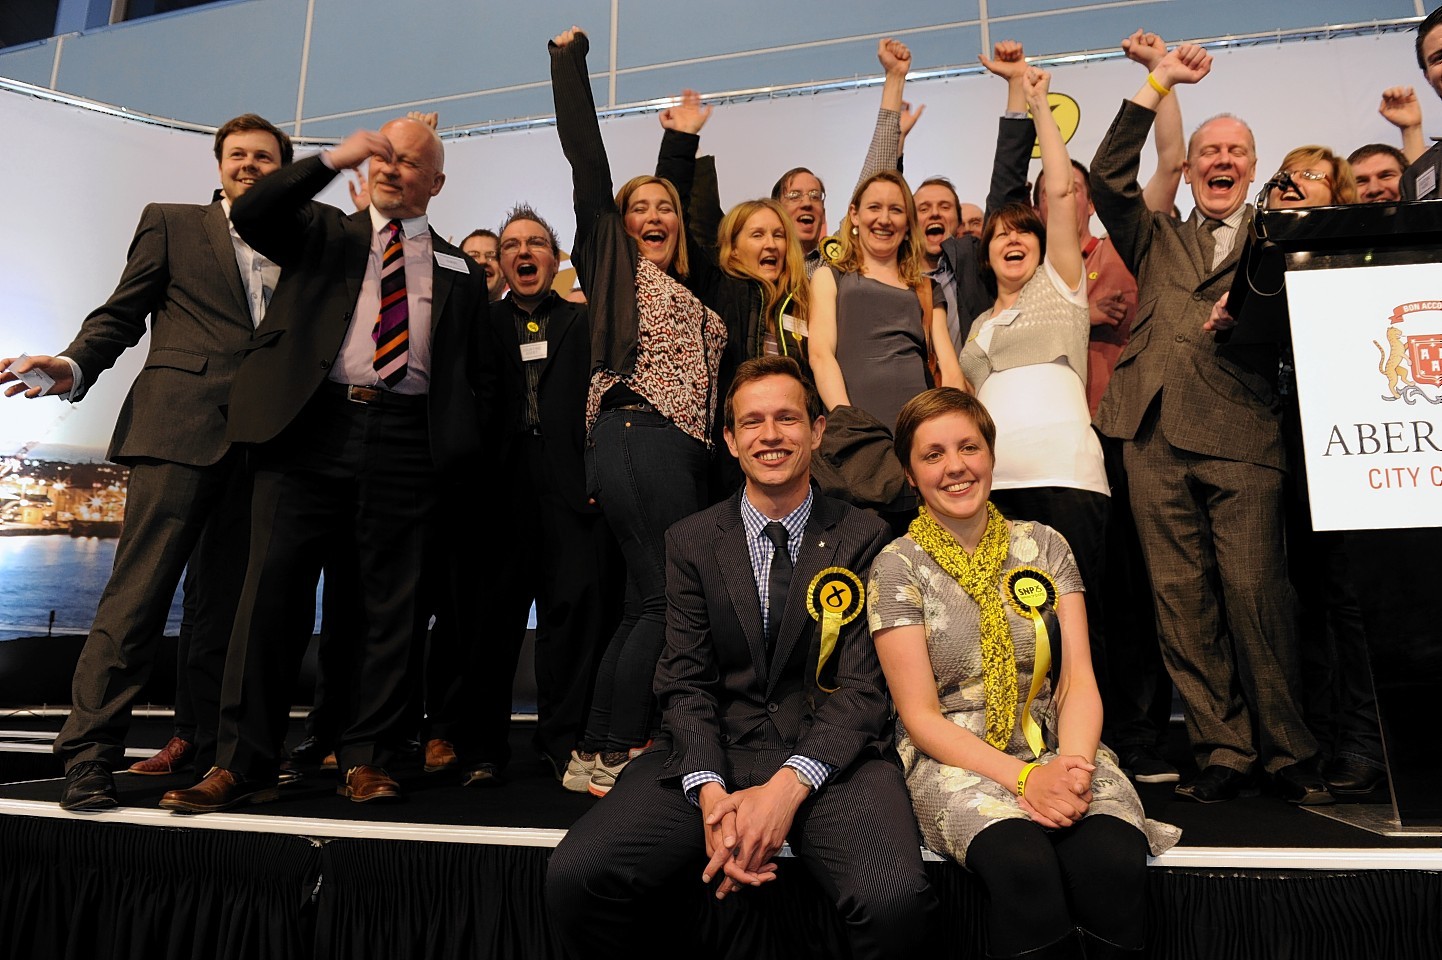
[
  {"x1": 1017, "y1": 762, "x2": 1041, "y2": 798},
  {"x1": 1147, "y1": 73, "x2": 1172, "y2": 98}
]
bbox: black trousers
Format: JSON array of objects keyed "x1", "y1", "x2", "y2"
[
  {"x1": 546, "y1": 748, "x2": 935, "y2": 960},
  {"x1": 216, "y1": 389, "x2": 436, "y2": 778}
]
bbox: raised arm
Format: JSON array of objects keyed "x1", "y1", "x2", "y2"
[
  {"x1": 806, "y1": 266, "x2": 851, "y2": 410},
  {"x1": 231, "y1": 129, "x2": 387, "y2": 266},
  {"x1": 1380, "y1": 86, "x2": 1427, "y2": 163},
  {"x1": 549, "y1": 28, "x2": 616, "y2": 241},
  {"x1": 851, "y1": 39, "x2": 911, "y2": 191},
  {"x1": 656, "y1": 89, "x2": 723, "y2": 280},
  {"x1": 1091, "y1": 43, "x2": 1211, "y2": 272},
  {"x1": 1028, "y1": 67, "x2": 1083, "y2": 290},
  {"x1": 1124, "y1": 31, "x2": 1186, "y2": 214},
  {"x1": 979, "y1": 40, "x2": 1034, "y2": 215}
]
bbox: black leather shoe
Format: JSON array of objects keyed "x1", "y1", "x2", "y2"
[
  {"x1": 1322, "y1": 756, "x2": 1386, "y2": 796},
  {"x1": 288, "y1": 735, "x2": 331, "y2": 766},
  {"x1": 1274, "y1": 761, "x2": 1335, "y2": 806},
  {"x1": 60, "y1": 760, "x2": 118, "y2": 812},
  {"x1": 1174, "y1": 765, "x2": 1256, "y2": 803}
]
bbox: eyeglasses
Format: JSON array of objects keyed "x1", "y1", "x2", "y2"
[
  {"x1": 1289, "y1": 169, "x2": 1330, "y2": 182},
  {"x1": 498, "y1": 236, "x2": 553, "y2": 254},
  {"x1": 466, "y1": 250, "x2": 500, "y2": 263},
  {"x1": 781, "y1": 189, "x2": 825, "y2": 203}
]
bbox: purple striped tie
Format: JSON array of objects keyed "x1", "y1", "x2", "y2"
[{"x1": 372, "y1": 220, "x2": 409, "y2": 387}]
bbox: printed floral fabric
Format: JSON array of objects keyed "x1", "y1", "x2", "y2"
[
  {"x1": 867, "y1": 521, "x2": 1180, "y2": 865},
  {"x1": 586, "y1": 257, "x2": 727, "y2": 444}
]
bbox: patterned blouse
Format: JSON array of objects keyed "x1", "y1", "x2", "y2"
[{"x1": 586, "y1": 256, "x2": 728, "y2": 445}]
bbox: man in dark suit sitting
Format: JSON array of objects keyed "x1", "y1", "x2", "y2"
[
  {"x1": 1, "y1": 114, "x2": 292, "y2": 811},
  {"x1": 160, "y1": 117, "x2": 501, "y2": 812},
  {"x1": 546, "y1": 356, "x2": 933, "y2": 959}
]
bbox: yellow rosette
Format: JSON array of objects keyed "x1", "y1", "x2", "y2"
[
  {"x1": 806, "y1": 566, "x2": 865, "y2": 693},
  {"x1": 1004, "y1": 566, "x2": 1058, "y2": 759}
]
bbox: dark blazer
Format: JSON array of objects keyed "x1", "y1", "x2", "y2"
[
  {"x1": 226, "y1": 155, "x2": 499, "y2": 471},
  {"x1": 1090, "y1": 100, "x2": 1284, "y2": 471},
  {"x1": 62, "y1": 201, "x2": 257, "y2": 466},
  {"x1": 1401, "y1": 140, "x2": 1442, "y2": 201},
  {"x1": 653, "y1": 488, "x2": 893, "y2": 782},
  {"x1": 939, "y1": 114, "x2": 1036, "y2": 344},
  {"x1": 491, "y1": 291, "x2": 594, "y2": 511}
]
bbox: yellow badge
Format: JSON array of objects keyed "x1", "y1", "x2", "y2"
[
  {"x1": 1005, "y1": 567, "x2": 1056, "y2": 616},
  {"x1": 806, "y1": 567, "x2": 864, "y2": 693},
  {"x1": 1088, "y1": 271, "x2": 1099, "y2": 281},
  {"x1": 1003, "y1": 566, "x2": 1057, "y2": 759},
  {"x1": 818, "y1": 235, "x2": 843, "y2": 265},
  {"x1": 527, "y1": 320, "x2": 540, "y2": 333}
]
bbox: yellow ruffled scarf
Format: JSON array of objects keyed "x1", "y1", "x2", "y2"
[{"x1": 908, "y1": 502, "x2": 1017, "y2": 750}]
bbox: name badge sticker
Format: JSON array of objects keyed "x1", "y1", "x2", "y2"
[
  {"x1": 520, "y1": 341, "x2": 548, "y2": 363},
  {"x1": 1416, "y1": 166, "x2": 1438, "y2": 201},
  {"x1": 781, "y1": 313, "x2": 809, "y2": 338},
  {"x1": 434, "y1": 252, "x2": 471, "y2": 273}
]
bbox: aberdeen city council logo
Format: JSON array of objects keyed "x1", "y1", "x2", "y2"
[{"x1": 1375, "y1": 301, "x2": 1442, "y2": 405}]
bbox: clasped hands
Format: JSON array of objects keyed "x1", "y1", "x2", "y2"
[
  {"x1": 697, "y1": 772, "x2": 810, "y2": 900},
  {"x1": 1018, "y1": 754, "x2": 1095, "y2": 828}
]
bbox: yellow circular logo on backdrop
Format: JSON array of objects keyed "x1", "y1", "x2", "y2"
[{"x1": 1030, "y1": 92, "x2": 1081, "y2": 159}]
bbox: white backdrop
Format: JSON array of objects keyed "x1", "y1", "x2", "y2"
[{"x1": 0, "y1": 29, "x2": 1432, "y2": 458}]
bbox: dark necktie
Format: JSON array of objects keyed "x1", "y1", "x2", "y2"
[
  {"x1": 373, "y1": 219, "x2": 409, "y2": 387},
  {"x1": 763, "y1": 521, "x2": 792, "y2": 654},
  {"x1": 1198, "y1": 216, "x2": 1224, "y2": 271}
]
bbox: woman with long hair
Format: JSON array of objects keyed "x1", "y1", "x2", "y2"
[
  {"x1": 808, "y1": 169, "x2": 965, "y2": 434},
  {"x1": 869, "y1": 388, "x2": 1178, "y2": 959},
  {"x1": 550, "y1": 27, "x2": 728, "y2": 796}
]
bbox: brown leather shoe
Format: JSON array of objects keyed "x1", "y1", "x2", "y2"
[
  {"x1": 128, "y1": 736, "x2": 195, "y2": 775},
  {"x1": 338, "y1": 765, "x2": 401, "y2": 803},
  {"x1": 423, "y1": 739, "x2": 458, "y2": 773},
  {"x1": 160, "y1": 768, "x2": 279, "y2": 814},
  {"x1": 321, "y1": 751, "x2": 338, "y2": 771}
]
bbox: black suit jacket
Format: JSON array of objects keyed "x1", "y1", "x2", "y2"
[
  {"x1": 653, "y1": 488, "x2": 893, "y2": 783},
  {"x1": 63, "y1": 201, "x2": 257, "y2": 467},
  {"x1": 226, "y1": 155, "x2": 500, "y2": 470},
  {"x1": 1402, "y1": 140, "x2": 1442, "y2": 201},
  {"x1": 492, "y1": 290, "x2": 595, "y2": 512}
]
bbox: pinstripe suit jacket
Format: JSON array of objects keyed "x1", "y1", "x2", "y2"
[
  {"x1": 1090, "y1": 100, "x2": 1285, "y2": 472},
  {"x1": 62, "y1": 201, "x2": 257, "y2": 467},
  {"x1": 653, "y1": 487, "x2": 893, "y2": 784}
]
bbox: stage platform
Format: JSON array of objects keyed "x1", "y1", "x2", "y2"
[{"x1": 1, "y1": 715, "x2": 1439, "y2": 960}]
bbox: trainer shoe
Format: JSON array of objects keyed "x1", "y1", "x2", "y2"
[
  {"x1": 1117, "y1": 745, "x2": 1180, "y2": 784},
  {"x1": 588, "y1": 751, "x2": 631, "y2": 797},
  {"x1": 562, "y1": 750, "x2": 597, "y2": 793}
]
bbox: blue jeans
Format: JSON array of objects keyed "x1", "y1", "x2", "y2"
[{"x1": 583, "y1": 408, "x2": 709, "y2": 751}]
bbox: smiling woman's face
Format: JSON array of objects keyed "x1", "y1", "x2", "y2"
[
  {"x1": 623, "y1": 182, "x2": 680, "y2": 271},
  {"x1": 729, "y1": 208, "x2": 787, "y2": 282}
]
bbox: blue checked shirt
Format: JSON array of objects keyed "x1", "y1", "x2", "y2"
[{"x1": 682, "y1": 488, "x2": 836, "y2": 804}]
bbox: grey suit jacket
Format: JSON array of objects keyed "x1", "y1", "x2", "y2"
[
  {"x1": 62, "y1": 202, "x2": 256, "y2": 467},
  {"x1": 1090, "y1": 100, "x2": 1285, "y2": 471},
  {"x1": 653, "y1": 487, "x2": 893, "y2": 784}
]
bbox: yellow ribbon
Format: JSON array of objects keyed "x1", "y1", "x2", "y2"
[
  {"x1": 1006, "y1": 568, "x2": 1057, "y2": 759},
  {"x1": 807, "y1": 567, "x2": 864, "y2": 693}
]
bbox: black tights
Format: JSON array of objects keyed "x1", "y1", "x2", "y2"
[{"x1": 967, "y1": 815, "x2": 1148, "y2": 957}]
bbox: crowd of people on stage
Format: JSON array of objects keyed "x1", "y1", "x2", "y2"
[{"x1": 5, "y1": 9, "x2": 1442, "y2": 958}]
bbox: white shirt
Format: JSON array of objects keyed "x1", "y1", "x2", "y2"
[{"x1": 329, "y1": 207, "x2": 435, "y2": 396}]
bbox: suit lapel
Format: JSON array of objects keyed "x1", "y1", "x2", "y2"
[
  {"x1": 537, "y1": 298, "x2": 579, "y2": 385},
  {"x1": 765, "y1": 494, "x2": 843, "y2": 699},
  {"x1": 429, "y1": 228, "x2": 459, "y2": 331},
  {"x1": 201, "y1": 202, "x2": 251, "y2": 323},
  {"x1": 714, "y1": 495, "x2": 769, "y2": 686},
  {"x1": 343, "y1": 212, "x2": 371, "y2": 317}
]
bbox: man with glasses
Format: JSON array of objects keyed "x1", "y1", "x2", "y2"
[
  {"x1": 433, "y1": 205, "x2": 618, "y2": 788},
  {"x1": 461, "y1": 228, "x2": 507, "y2": 302}
]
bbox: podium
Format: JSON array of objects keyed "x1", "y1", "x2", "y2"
[{"x1": 1228, "y1": 200, "x2": 1442, "y2": 830}]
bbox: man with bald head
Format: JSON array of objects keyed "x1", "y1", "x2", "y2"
[
  {"x1": 162, "y1": 117, "x2": 502, "y2": 812},
  {"x1": 1091, "y1": 46, "x2": 1327, "y2": 806}
]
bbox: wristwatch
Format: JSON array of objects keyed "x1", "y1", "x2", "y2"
[{"x1": 789, "y1": 765, "x2": 816, "y2": 793}]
